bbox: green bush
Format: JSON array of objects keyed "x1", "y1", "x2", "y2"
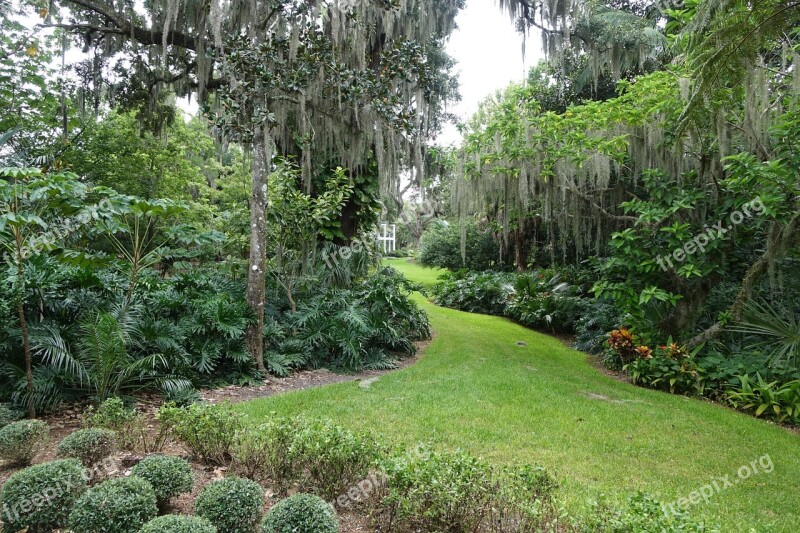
[
  {"x1": 130, "y1": 455, "x2": 194, "y2": 506},
  {"x1": 574, "y1": 300, "x2": 621, "y2": 354},
  {"x1": 726, "y1": 374, "x2": 800, "y2": 424},
  {"x1": 157, "y1": 402, "x2": 243, "y2": 465},
  {"x1": 292, "y1": 419, "x2": 385, "y2": 501},
  {"x1": 194, "y1": 476, "x2": 264, "y2": 533},
  {"x1": 85, "y1": 397, "x2": 140, "y2": 451},
  {"x1": 140, "y1": 514, "x2": 218, "y2": 533},
  {"x1": 56, "y1": 428, "x2": 116, "y2": 466},
  {"x1": 67, "y1": 476, "x2": 158, "y2": 533},
  {"x1": 625, "y1": 343, "x2": 706, "y2": 396},
  {"x1": 419, "y1": 221, "x2": 506, "y2": 271},
  {"x1": 0, "y1": 419, "x2": 49, "y2": 466},
  {"x1": 280, "y1": 267, "x2": 431, "y2": 372},
  {"x1": 0, "y1": 404, "x2": 17, "y2": 428},
  {"x1": 230, "y1": 418, "x2": 300, "y2": 492},
  {"x1": 262, "y1": 493, "x2": 339, "y2": 533},
  {"x1": 431, "y1": 270, "x2": 515, "y2": 315},
  {"x1": 579, "y1": 493, "x2": 716, "y2": 532},
  {"x1": 0, "y1": 459, "x2": 87, "y2": 532},
  {"x1": 375, "y1": 447, "x2": 558, "y2": 532}
]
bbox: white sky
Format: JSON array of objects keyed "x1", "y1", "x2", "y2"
[{"x1": 437, "y1": 1, "x2": 541, "y2": 146}]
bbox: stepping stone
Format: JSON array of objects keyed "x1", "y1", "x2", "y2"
[{"x1": 359, "y1": 377, "x2": 380, "y2": 390}]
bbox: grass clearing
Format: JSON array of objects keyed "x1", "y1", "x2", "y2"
[{"x1": 237, "y1": 259, "x2": 800, "y2": 531}]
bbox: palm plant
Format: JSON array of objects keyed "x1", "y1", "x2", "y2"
[
  {"x1": 33, "y1": 307, "x2": 190, "y2": 403},
  {"x1": 729, "y1": 299, "x2": 800, "y2": 371}
]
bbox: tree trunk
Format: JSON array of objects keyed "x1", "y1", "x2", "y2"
[
  {"x1": 245, "y1": 125, "x2": 269, "y2": 372},
  {"x1": 15, "y1": 245, "x2": 35, "y2": 418}
]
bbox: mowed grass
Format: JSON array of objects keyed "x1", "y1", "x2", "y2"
[{"x1": 238, "y1": 258, "x2": 800, "y2": 531}]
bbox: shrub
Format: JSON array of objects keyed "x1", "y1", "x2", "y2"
[
  {"x1": 431, "y1": 270, "x2": 515, "y2": 315},
  {"x1": 85, "y1": 397, "x2": 173, "y2": 453},
  {"x1": 56, "y1": 428, "x2": 116, "y2": 466},
  {"x1": 158, "y1": 402, "x2": 243, "y2": 465},
  {"x1": 0, "y1": 459, "x2": 87, "y2": 532},
  {"x1": 626, "y1": 342, "x2": 706, "y2": 396},
  {"x1": 419, "y1": 221, "x2": 505, "y2": 271},
  {"x1": 726, "y1": 374, "x2": 800, "y2": 424},
  {"x1": 0, "y1": 419, "x2": 49, "y2": 466},
  {"x1": 292, "y1": 419, "x2": 385, "y2": 501},
  {"x1": 194, "y1": 476, "x2": 264, "y2": 533},
  {"x1": 375, "y1": 447, "x2": 558, "y2": 532},
  {"x1": 140, "y1": 515, "x2": 218, "y2": 533},
  {"x1": 375, "y1": 447, "x2": 495, "y2": 532},
  {"x1": 131, "y1": 455, "x2": 194, "y2": 506},
  {"x1": 281, "y1": 268, "x2": 431, "y2": 372},
  {"x1": 262, "y1": 493, "x2": 339, "y2": 533},
  {"x1": 230, "y1": 418, "x2": 300, "y2": 492},
  {"x1": 579, "y1": 493, "x2": 716, "y2": 532},
  {"x1": 68, "y1": 476, "x2": 158, "y2": 533},
  {"x1": 0, "y1": 404, "x2": 17, "y2": 428},
  {"x1": 574, "y1": 300, "x2": 621, "y2": 354},
  {"x1": 163, "y1": 386, "x2": 202, "y2": 407}
]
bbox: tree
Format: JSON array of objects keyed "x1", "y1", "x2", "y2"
[
  {"x1": 0, "y1": 168, "x2": 114, "y2": 415},
  {"x1": 42, "y1": 0, "x2": 462, "y2": 368}
]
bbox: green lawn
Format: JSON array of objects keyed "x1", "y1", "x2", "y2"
[{"x1": 238, "y1": 258, "x2": 800, "y2": 531}]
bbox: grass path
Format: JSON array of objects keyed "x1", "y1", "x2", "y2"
[{"x1": 238, "y1": 259, "x2": 800, "y2": 531}]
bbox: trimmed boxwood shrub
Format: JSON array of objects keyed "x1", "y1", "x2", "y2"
[
  {"x1": 0, "y1": 404, "x2": 17, "y2": 428},
  {"x1": 56, "y1": 427, "x2": 116, "y2": 466},
  {"x1": 194, "y1": 476, "x2": 264, "y2": 533},
  {"x1": 0, "y1": 419, "x2": 50, "y2": 466},
  {"x1": 140, "y1": 515, "x2": 218, "y2": 533},
  {"x1": 131, "y1": 455, "x2": 194, "y2": 506},
  {"x1": 67, "y1": 476, "x2": 158, "y2": 533},
  {"x1": 0, "y1": 459, "x2": 87, "y2": 532},
  {"x1": 262, "y1": 493, "x2": 339, "y2": 533}
]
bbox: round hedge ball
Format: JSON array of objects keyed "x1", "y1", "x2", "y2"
[
  {"x1": 56, "y1": 427, "x2": 116, "y2": 466},
  {"x1": 139, "y1": 514, "x2": 218, "y2": 533},
  {"x1": 67, "y1": 476, "x2": 158, "y2": 533},
  {"x1": 0, "y1": 459, "x2": 87, "y2": 532},
  {"x1": 0, "y1": 419, "x2": 49, "y2": 466},
  {"x1": 262, "y1": 493, "x2": 339, "y2": 533},
  {"x1": 131, "y1": 455, "x2": 194, "y2": 506},
  {"x1": 194, "y1": 476, "x2": 264, "y2": 533}
]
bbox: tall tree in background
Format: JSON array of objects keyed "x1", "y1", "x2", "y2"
[{"x1": 41, "y1": 0, "x2": 462, "y2": 368}]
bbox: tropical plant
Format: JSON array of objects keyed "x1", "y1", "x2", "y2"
[{"x1": 726, "y1": 374, "x2": 800, "y2": 424}]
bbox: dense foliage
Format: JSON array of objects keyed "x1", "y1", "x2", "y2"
[
  {"x1": 67, "y1": 476, "x2": 159, "y2": 533},
  {"x1": 130, "y1": 455, "x2": 195, "y2": 507},
  {"x1": 56, "y1": 427, "x2": 116, "y2": 466},
  {"x1": 0, "y1": 459, "x2": 86, "y2": 532},
  {"x1": 261, "y1": 493, "x2": 339, "y2": 533},
  {"x1": 194, "y1": 477, "x2": 265, "y2": 533}
]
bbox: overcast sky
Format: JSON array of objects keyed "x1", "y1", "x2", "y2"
[{"x1": 437, "y1": 1, "x2": 541, "y2": 146}]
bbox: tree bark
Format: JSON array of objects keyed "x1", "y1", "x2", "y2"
[
  {"x1": 14, "y1": 236, "x2": 35, "y2": 418},
  {"x1": 245, "y1": 125, "x2": 269, "y2": 372}
]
